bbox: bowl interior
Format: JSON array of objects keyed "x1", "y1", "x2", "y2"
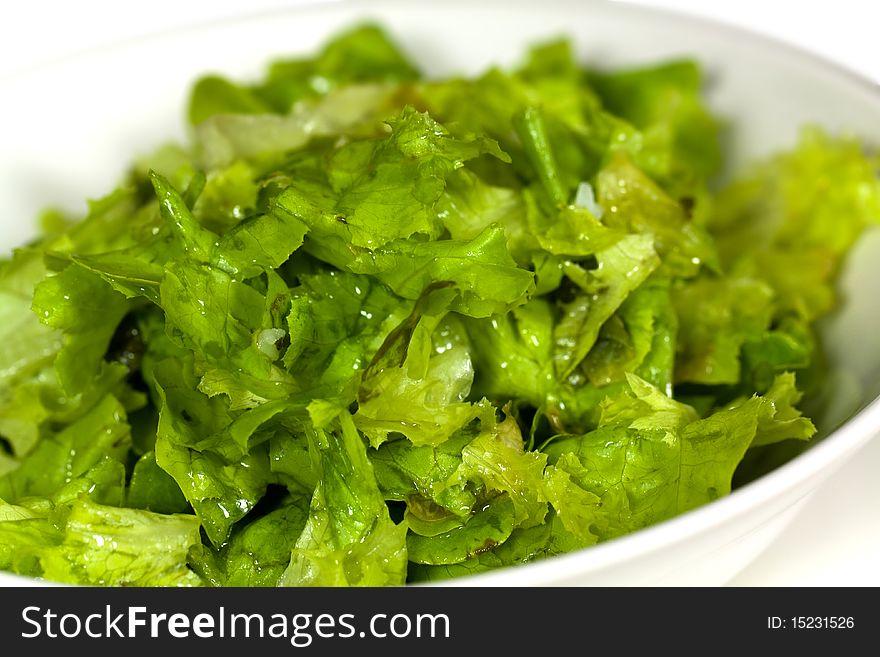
[{"x1": 1, "y1": 0, "x2": 879, "y2": 585}]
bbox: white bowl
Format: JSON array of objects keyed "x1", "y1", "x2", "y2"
[{"x1": 2, "y1": 0, "x2": 879, "y2": 586}]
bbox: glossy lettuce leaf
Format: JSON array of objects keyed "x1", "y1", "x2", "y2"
[
  {"x1": 595, "y1": 153, "x2": 719, "y2": 277},
  {"x1": 0, "y1": 394, "x2": 130, "y2": 502},
  {"x1": 0, "y1": 245, "x2": 144, "y2": 469},
  {"x1": 583, "y1": 278, "x2": 678, "y2": 391},
  {"x1": 525, "y1": 194, "x2": 622, "y2": 259},
  {"x1": 406, "y1": 511, "x2": 591, "y2": 583},
  {"x1": 0, "y1": 469, "x2": 202, "y2": 587},
  {"x1": 386, "y1": 410, "x2": 595, "y2": 571},
  {"x1": 32, "y1": 263, "x2": 132, "y2": 394},
  {"x1": 0, "y1": 499, "x2": 60, "y2": 579},
  {"x1": 41, "y1": 499, "x2": 203, "y2": 586},
  {"x1": 204, "y1": 494, "x2": 311, "y2": 587},
  {"x1": 0, "y1": 250, "x2": 66, "y2": 457},
  {"x1": 450, "y1": 414, "x2": 549, "y2": 528},
  {"x1": 354, "y1": 284, "x2": 488, "y2": 446},
  {"x1": 151, "y1": 357, "x2": 273, "y2": 546},
  {"x1": 401, "y1": 411, "x2": 552, "y2": 569},
  {"x1": 553, "y1": 234, "x2": 660, "y2": 378},
  {"x1": 370, "y1": 429, "x2": 477, "y2": 518},
  {"x1": 280, "y1": 412, "x2": 408, "y2": 586},
  {"x1": 284, "y1": 268, "x2": 408, "y2": 404},
  {"x1": 673, "y1": 275, "x2": 775, "y2": 385},
  {"x1": 349, "y1": 223, "x2": 535, "y2": 318},
  {"x1": 53, "y1": 458, "x2": 127, "y2": 509},
  {"x1": 268, "y1": 433, "x2": 319, "y2": 495},
  {"x1": 587, "y1": 59, "x2": 722, "y2": 198},
  {"x1": 543, "y1": 374, "x2": 813, "y2": 540},
  {"x1": 465, "y1": 297, "x2": 557, "y2": 413},
  {"x1": 418, "y1": 40, "x2": 627, "y2": 196},
  {"x1": 542, "y1": 453, "x2": 601, "y2": 543},
  {"x1": 407, "y1": 495, "x2": 516, "y2": 565},
  {"x1": 273, "y1": 106, "x2": 508, "y2": 269},
  {"x1": 740, "y1": 318, "x2": 814, "y2": 394},
  {"x1": 127, "y1": 451, "x2": 191, "y2": 514},
  {"x1": 465, "y1": 276, "x2": 678, "y2": 436},
  {"x1": 744, "y1": 373, "x2": 816, "y2": 448},
  {"x1": 436, "y1": 169, "x2": 537, "y2": 265}
]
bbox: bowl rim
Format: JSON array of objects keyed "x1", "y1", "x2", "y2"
[{"x1": 1, "y1": 0, "x2": 879, "y2": 587}]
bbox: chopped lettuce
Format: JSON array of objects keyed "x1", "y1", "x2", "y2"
[
  {"x1": 1, "y1": 23, "x2": 876, "y2": 587},
  {"x1": 279, "y1": 412, "x2": 408, "y2": 586}
]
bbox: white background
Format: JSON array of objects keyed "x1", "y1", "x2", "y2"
[
  {"x1": 0, "y1": 0, "x2": 878, "y2": 585},
  {"x1": 1, "y1": 0, "x2": 879, "y2": 82}
]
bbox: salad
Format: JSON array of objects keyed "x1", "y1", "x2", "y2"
[{"x1": 1, "y1": 24, "x2": 878, "y2": 586}]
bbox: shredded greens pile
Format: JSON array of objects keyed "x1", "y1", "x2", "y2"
[{"x1": 2, "y1": 25, "x2": 879, "y2": 586}]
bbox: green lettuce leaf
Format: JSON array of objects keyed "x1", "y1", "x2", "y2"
[
  {"x1": 280, "y1": 412, "x2": 408, "y2": 586},
  {"x1": 209, "y1": 494, "x2": 311, "y2": 586},
  {"x1": 588, "y1": 59, "x2": 722, "y2": 198},
  {"x1": 41, "y1": 499, "x2": 203, "y2": 586},
  {"x1": 189, "y1": 23, "x2": 418, "y2": 122},
  {"x1": 542, "y1": 374, "x2": 807, "y2": 540},
  {"x1": 710, "y1": 128, "x2": 880, "y2": 322},
  {"x1": 273, "y1": 106, "x2": 508, "y2": 270},
  {"x1": 0, "y1": 393, "x2": 130, "y2": 502}
]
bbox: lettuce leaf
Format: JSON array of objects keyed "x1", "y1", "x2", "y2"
[
  {"x1": 279, "y1": 412, "x2": 408, "y2": 586},
  {"x1": 541, "y1": 375, "x2": 805, "y2": 540},
  {"x1": 41, "y1": 499, "x2": 203, "y2": 587}
]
